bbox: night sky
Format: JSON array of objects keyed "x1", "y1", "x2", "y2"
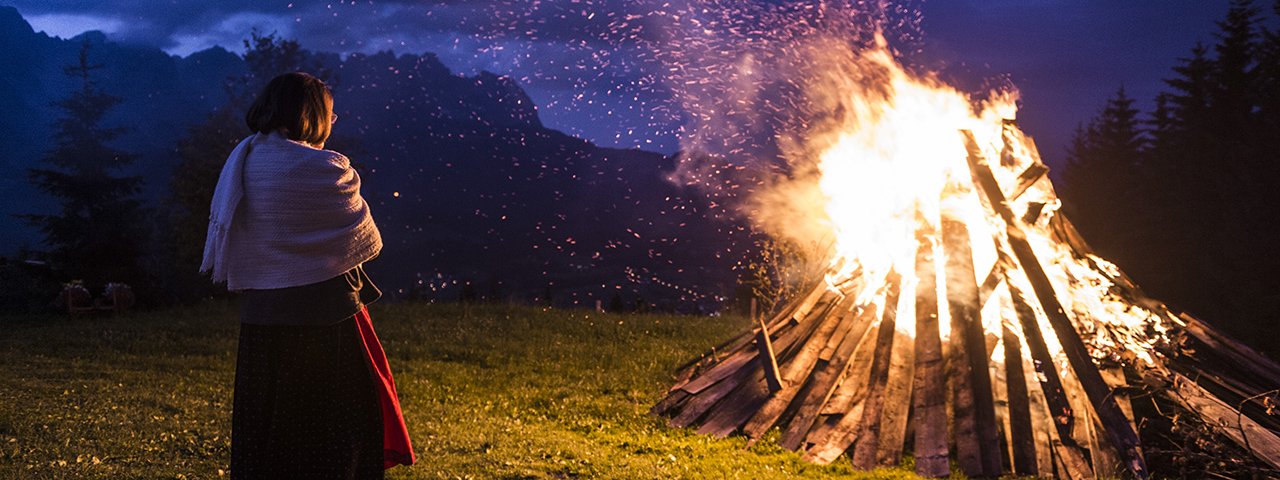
[{"x1": 2, "y1": 0, "x2": 1235, "y2": 166}]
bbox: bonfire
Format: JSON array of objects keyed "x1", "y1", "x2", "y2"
[{"x1": 654, "y1": 39, "x2": 1280, "y2": 479}]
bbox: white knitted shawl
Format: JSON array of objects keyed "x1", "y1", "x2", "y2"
[{"x1": 200, "y1": 132, "x2": 382, "y2": 291}]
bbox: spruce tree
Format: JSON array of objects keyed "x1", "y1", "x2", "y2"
[
  {"x1": 1061, "y1": 87, "x2": 1144, "y2": 258},
  {"x1": 23, "y1": 40, "x2": 144, "y2": 289},
  {"x1": 1212, "y1": 0, "x2": 1260, "y2": 132}
]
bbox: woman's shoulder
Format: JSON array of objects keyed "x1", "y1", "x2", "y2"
[{"x1": 256, "y1": 133, "x2": 350, "y2": 167}]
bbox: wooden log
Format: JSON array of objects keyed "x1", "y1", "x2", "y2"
[
  {"x1": 941, "y1": 214, "x2": 1005, "y2": 477},
  {"x1": 962, "y1": 130, "x2": 1149, "y2": 479},
  {"x1": 911, "y1": 223, "x2": 950, "y2": 478},
  {"x1": 779, "y1": 301, "x2": 878, "y2": 450},
  {"x1": 850, "y1": 272, "x2": 904, "y2": 469}
]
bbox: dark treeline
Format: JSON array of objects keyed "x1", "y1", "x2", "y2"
[{"x1": 1061, "y1": 0, "x2": 1280, "y2": 354}]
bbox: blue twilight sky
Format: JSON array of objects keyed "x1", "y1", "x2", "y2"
[{"x1": 0, "y1": 0, "x2": 1241, "y2": 166}]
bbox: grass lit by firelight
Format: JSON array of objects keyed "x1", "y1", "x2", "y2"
[{"x1": 0, "y1": 302, "x2": 946, "y2": 479}]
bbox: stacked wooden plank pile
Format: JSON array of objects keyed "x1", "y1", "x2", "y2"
[{"x1": 653, "y1": 127, "x2": 1280, "y2": 478}]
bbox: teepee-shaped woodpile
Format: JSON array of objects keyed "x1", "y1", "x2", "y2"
[{"x1": 653, "y1": 125, "x2": 1280, "y2": 479}]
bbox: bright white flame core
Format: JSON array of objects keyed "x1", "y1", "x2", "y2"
[{"x1": 816, "y1": 42, "x2": 1011, "y2": 283}]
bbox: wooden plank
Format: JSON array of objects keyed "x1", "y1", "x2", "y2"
[
  {"x1": 677, "y1": 339, "x2": 763, "y2": 395},
  {"x1": 1167, "y1": 372, "x2": 1280, "y2": 470},
  {"x1": 962, "y1": 130, "x2": 1149, "y2": 479},
  {"x1": 1057, "y1": 357, "x2": 1113, "y2": 479},
  {"x1": 668, "y1": 361, "x2": 755, "y2": 428},
  {"x1": 1099, "y1": 365, "x2": 1136, "y2": 440},
  {"x1": 875, "y1": 285, "x2": 916, "y2": 466},
  {"x1": 1006, "y1": 275, "x2": 1093, "y2": 480},
  {"x1": 651, "y1": 389, "x2": 690, "y2": 416},
  {"x1": 696, "y1": 370, "x2": 770, "y2": 436},
  {"x1": 911, "y1": 225, "x2": 949, "y2": 478},
  {"x1": 679, "y1": 294, "x2": 829, "y2": 395},
  {"x1": 695, "y1": 295, "x2": 846, "y2": 437},
  {"x1": 779, "y1": 302, "x2": 877, "y2": 450},
  {"x1": 850, "y1": 273, "x2": 904, "y2": 469},
  {"x1": 1087, "y1": 407, "x2": 1123, "y2": 478},
  {"x1": 1015, "y1": 313, "x2": 1057, "y2": 476},
  {"x1": 1181, "y1": 314, "x2": 1280, "y2": 388},
  {"x1": 1007, "y1": 162, "x2": 1050, "y2": 202},
  {"x1": 941, "y1": 215, "x2": 1004, "y2": 477},
  {"x1": 669, "y1": 300, "x2": 834, "y2": 427},
  {"x1": 977, "y1": 260, "x2": 1004, "y2": 311},
  {"x1": 821, "y1": 309, "x2": 882, "y2": 416},
  {"x1": 741, "y1": 294, "x2": 858, "y2": 440},
  {"x1": 670, "y1": 300, "x2": 802, "y2": 378},
  {"x1": 807, "y1": 322, "x2": 881, "y2": 447},
  {"x1": 757, "y1": 316, "x2": 784, "y2": 393},
  {"x1": 1049, "y1": 421, "x2": 1095, "y2": 480},
  {"x1": 1002, "y1": 319, "x2": 1038, "y2": 476},
  {"x1": 803, "y1": 397, "x2": 868, "y2": 464},
  {"x1": 991, "y1": 331, "x2": 1014, "y2": 473},
  {"x1": 786, "y1": 282, "x2": 835, "y2": 326},
  {"x1": 847, "y1": 312, "x2": 895, "y2": 468}
]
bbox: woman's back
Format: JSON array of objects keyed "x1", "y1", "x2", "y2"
[{"x1": 226, "y1": 132, "x2": 381, "y2": 291}]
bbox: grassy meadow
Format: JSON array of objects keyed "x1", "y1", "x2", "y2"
[{"x1": 0, "y1": 302, "x2": 940, "y2": 479}]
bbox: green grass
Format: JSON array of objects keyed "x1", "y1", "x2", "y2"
[{"x1": 0, "y1": 302, "x2": 938, "y2": 479}]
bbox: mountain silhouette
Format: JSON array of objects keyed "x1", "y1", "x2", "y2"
[{"x1": 0, "y1": 6, "x2": 747, "y2": 308}]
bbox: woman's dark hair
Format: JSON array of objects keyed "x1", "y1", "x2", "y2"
[{"x1": 245, "y1": 72, "x2": 333, "y2": 146}]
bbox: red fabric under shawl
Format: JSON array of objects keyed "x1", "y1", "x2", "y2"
[{"x1": 353, "y1": 306, "x2": 416, "y2": 469}]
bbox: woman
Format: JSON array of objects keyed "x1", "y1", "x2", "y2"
[{"x1": 201, "y1": 72, "x2": 415, "y2": 479}]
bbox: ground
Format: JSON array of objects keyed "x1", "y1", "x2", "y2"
[{"x1": 0, "y1": 302, "x2": 943, "y2": 479}]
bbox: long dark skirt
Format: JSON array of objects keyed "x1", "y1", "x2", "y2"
[{"x1": 231, "y1": 318, "x2": 383, "y2": 479}]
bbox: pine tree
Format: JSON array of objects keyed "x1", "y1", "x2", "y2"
[
  {"x1": 1256, "y1": 1, "x2": 1280, "y2": 195},
  {"x1": 1212, "y1": 0, "x2": 1260, "y2": 132},
  {"x1": 1154, "y1": 44, "x2": 1217, "y2": 225},
  {"x1": 23, "y1": 40, "x2": 144, "y2": 289},
  {"x1": 1060, "y1": 87, "x2": 1144, "y2": 258}
]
